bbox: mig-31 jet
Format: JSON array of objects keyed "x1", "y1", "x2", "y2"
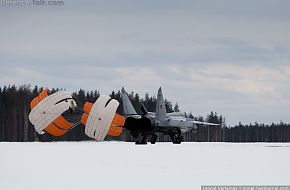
[{"x1": 121, "y1": 87, "x2": 220, "y2": 144}]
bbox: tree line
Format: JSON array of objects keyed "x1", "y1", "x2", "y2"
[{"x1": 0, "y1": 85, "x2": 290, "y2": 142}]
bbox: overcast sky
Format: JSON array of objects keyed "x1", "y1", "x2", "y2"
[{"x1": 1, "y1": 0, "x2": 290, "y2": 125}]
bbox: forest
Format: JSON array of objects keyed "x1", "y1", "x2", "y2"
[{"x1": 0, "y1": 85, "x2": 290, "y2": 142}]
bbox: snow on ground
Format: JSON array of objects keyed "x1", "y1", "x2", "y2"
[{"x1": 0, "y1": 142, "x2": 289, "y2": 190}]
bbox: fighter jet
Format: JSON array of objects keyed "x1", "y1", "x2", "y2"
[{"x1": 121, "y1": 87, "x2": 220, "y2": 144}]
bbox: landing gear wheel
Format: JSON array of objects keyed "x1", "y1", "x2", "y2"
[
  {"x1": 135, "y1": 140, "x2": 141, "y2": 144},
  {"x1": 140, "y1": 139, "x2": 147, "y2": 144},
  {"x1": 171, "y1": 134, "x2": 182, "y2": 144},
  {"x1": 150, "y1": 135, "x2": 157, "y2": 144},
  {"x1": 136, "y1": 135, "x2": 148, "y2": 145},
  {"x1": 173, "y1": 137, "x2": 181, "y2": 144},
  {"x1": 180, "y1": 135, "x2": 184, "y2": 142}
]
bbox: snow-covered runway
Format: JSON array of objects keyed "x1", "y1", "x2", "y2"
[{"x1": 0, "y1": 142, "x2": 289, "y2": 190}]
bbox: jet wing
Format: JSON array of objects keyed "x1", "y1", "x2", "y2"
[{"x1": 189, "y1": 120, "x2": 220, "y2": 126}]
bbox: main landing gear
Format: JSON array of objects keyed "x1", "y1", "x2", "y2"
[
  {"x1": 135, "y1": 134, "x2": 158, "y2": 145},
  {"x1": 150, "y1": 134, "x2": 158, "y2": 144},
  {"x1": 170, "y1": 133, "x2": 183, "y2": 144},
  {"x1": 135, "y1": 134, "x2": 148, "y2": 145},
  {"x1": 134, "y1": 133, "x2": 184, "y2": 144}
]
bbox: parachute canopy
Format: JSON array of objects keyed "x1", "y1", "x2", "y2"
[
  {"x1": 29, "y1": 89, "x2": 77, "y2": 136},
  {"x1": 29, "y1": 89, "x2": 125, "y2": 140},
  {"x1": 81, "y1": 102, "x2": 125, "y2": 138},
  {"x1": 83, "y1": 95, "x2": 121, "y2": 141}
]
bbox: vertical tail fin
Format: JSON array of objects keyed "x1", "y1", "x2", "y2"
[
  {"x1": 155, "y1": 87, "x2": 167, "y2": 121},
  {"x1": 121, "y1": 87, "x2": 137, "y2": 116}
]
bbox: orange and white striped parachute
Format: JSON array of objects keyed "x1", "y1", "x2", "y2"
[
  {"x1": 81, "y1": 99, "x2": 125, "y2": 140},
  {"x1": 29, "y1": 89, "x2": 77, "y2": 136},
  {"x1": 29, "y1": 89, "x2": 125, "y2": 140}
]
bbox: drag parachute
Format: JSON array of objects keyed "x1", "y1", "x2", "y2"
[
  {"x1": 29, "y1": 89, "x2": 77, "y2": 136},
  {"x1": 82, "y1": 95, "x2": 123, "y2": 141},
  {"x1": 81, "y1": 101, "x2": 125, "y2": 139},
  {"x1": 29, "y1": 89, "x2": 125, "y2": 140}
]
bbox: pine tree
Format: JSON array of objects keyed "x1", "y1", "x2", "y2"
[{"x1": 173, "y1": 102, "x2": 179, "y2": 112}]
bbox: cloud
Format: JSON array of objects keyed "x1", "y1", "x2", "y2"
[{"x1": 0, "y1": 0, "x2": 290, "y2": 125}]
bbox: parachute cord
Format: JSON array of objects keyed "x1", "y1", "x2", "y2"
[
  {"x1": 72, "y1": 121, "x2": 81, "y2": 128},
  {"x1": 66, "y1": 121, "x2": 82, "y2": 132}
]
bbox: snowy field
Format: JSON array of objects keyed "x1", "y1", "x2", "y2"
[{"x1": 0, "y1": 142, "x2": 289, "y2": 190}]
